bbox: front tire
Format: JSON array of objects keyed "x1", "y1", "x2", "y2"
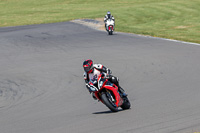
[
  {"x1": 121, "y1": 96, "x2": 131, "y2": 110},
  {"x1": 101, "y1": 92, "x2": 118, "y2": 112}
]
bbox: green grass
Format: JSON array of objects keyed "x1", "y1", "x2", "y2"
[{"x1": 0, "y1": 0, "x2": 199, "y2": 43}]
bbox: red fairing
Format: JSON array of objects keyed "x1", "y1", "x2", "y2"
[
  {"x1": 109, "y1": 26, "x2": 113, "y2": 31},
  {"x1": 103, "y1": 84, "x2": 123, "y2": 107},
  {"x1": 94, "y1": 74, "x2": 123, "y2": 107}
]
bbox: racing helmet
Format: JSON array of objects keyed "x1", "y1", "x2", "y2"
[
  {"x1": 83, "y1": 59, "x2": 93, "y2": 73},
  {"x1": 107, "y1": 11, "x2": 111, "y2": 18}
]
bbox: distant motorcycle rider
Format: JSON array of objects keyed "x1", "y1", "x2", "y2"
[
  {"x1": 104, "y1": 11, "x2": 115, "y2": 30},
  {"x1": 83, "y1": 59, "x2": 126, "y2": 100}
]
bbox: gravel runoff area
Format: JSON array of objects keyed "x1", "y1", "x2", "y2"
[{"x1": 71, "y1": 18, "x2": 105, "y2": 31}]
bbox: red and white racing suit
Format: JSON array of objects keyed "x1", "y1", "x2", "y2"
[{"x1": 83, "y1": 64, "x2": 118, "y2": 92}]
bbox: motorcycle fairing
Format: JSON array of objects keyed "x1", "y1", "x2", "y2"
[
  {"x1": 108, "y1": 26, "x2": 113, "y2": 31},
  {"x1": 103, "y1": 84, "x2": 123, "y2": 107},
  {"x1": 96, "y1": 76, "x2": 123, "y2": 107},
  {"x1": 106, "y1": 19, "x2": 114, "y2": 31}
]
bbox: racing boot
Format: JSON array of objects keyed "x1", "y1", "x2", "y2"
[
  {"x1": 118, "y1": 86, "x2": 127, "y2": 97},
  {"x1": 110, "y1": 76, "x2": 127, "y2": 97},
  {"x1": 92, "y1": 92, "x2": 97, "y2": 100}
]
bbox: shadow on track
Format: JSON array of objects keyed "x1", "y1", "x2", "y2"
[{"x1": 93, "y1": 109, "x2": 123, "y2": 114}]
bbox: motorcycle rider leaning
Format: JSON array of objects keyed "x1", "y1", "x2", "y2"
[
  {"x1": 83, "y1": 59, "x2": 126, "y2": 100},
  {"x1": 104, "y1": 11, "x2": 115, "y2": 30}
]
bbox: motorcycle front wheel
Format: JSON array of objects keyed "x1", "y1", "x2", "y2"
[
  {"x1": 108, "y1": 31, "x2": 113, "y2": 35},
  {"x1": 101, "y1": 92, "x2": 118, "y2": 112},
  {"x1": 121, "y1": 96, "x2": 131, "y2": 110}
]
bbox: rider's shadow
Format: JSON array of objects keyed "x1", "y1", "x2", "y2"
[{"x1": 93, "y1": 109, "x2": 123, "y2": 114}]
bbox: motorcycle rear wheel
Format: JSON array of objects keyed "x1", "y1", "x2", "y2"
[{"x1": 101, "y1": 92, "x2": 118, "y2": 112}]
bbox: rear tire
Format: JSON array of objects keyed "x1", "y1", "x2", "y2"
[{"x1": 101, "y1": 92, "x2": 118, "y2": 112}]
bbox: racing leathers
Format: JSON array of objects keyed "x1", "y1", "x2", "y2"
[
  {"x1": 83, "y1": 64, "x2": 126, "y2": 100},
  {"x1": 104, "y1": 14, "x2": 115, "y2": 23},
  {"x1": 104, "y1": 14, "x2": 115, "y2": 30}
]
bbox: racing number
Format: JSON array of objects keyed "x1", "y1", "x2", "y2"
[{"x1": 92, "y1": 74, "x2": 98, "y2": 81}]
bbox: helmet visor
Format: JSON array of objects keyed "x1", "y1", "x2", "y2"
[{"x1": 84, "y1": 66, "x2": 91, "y2": 72}]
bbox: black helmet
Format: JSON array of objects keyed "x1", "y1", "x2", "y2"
[
  {"x1": 83, "y1": 59, "x2": 93, "y2": 73},
  {"x1": 107, "y1": 11, "x2": 111, "y2": 18}
]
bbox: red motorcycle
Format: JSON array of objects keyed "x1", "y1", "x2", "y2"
[{"x1": 89, "y1": 73, "x2": 131, "y2": 112}]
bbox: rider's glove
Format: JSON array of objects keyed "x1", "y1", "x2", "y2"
[
  {"x1": 105, "y1": 69, "x2": 112, "y2": 79},
  {"x1": 86, "y1": 82, "x2": 97, "y2": 93},
  {"x1": 107, "y1": 68, "x2": 112, "y2": 74}
]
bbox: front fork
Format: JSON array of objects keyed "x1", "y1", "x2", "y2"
[
  {"x1": 94, "y1": 90, "x2": 115, "y2": 103},
  {"x1": 106, "y1": 90, "x2": 115, "y2": 102}
]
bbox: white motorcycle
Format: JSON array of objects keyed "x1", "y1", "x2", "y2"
[{"x1": 105, "y1": 19, "x2": 115, "y2": 35}]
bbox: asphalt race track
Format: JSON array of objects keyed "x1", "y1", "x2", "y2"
[{"x1": 0, "y1": 22, "x2": 200, "y2": 133}]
